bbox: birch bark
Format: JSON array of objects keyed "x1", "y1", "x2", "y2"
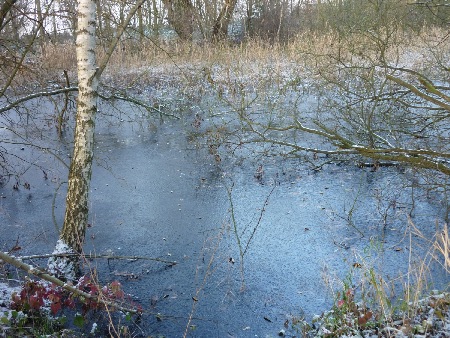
[
  {"x1": 49, "y1": 0, "x2": 148, "y2": 279},
  {"x1": 59, "y1": 0, "x2": 98, "y2": 255},
  {"x1": 48, "y1": 0, "x2": 97, "y2": 279}
]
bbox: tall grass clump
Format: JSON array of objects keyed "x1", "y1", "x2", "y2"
[{"x1": 304, "y1": 221, "x2": 449, "y2": 337}]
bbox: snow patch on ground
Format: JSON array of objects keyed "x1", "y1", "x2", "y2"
[{"x1": 0, "y1": 282, "x2": 20, "y2": 313}]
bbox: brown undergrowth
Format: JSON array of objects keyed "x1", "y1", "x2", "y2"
[{"x1": 26, "y1": 26, "x2": 448, "y2": 89}]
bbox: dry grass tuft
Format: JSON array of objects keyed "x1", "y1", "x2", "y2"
[
  {"x1": 41, "y1": 43, "x2": 77, "y2": 72},
  {"x1": 409, "y1": 219, "x2": 450, "y2": 276},
  {"x1": 433, "y1": 223, "x2": 450, "y2": 273},
  {"x1": 319, "y1": 216, "x2": 450, "y2": 329}
]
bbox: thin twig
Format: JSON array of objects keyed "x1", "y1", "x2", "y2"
[
  {"x1": 98, "y1": 92, "x2": 180, "y2": 119},
  {"x1": 14, "y1": 253, "x2": 177, "y2": 265},
  {"x1": 243, "y1": 184, "x2": 276, "y2": 256},
  {"x1": 225, "y1": 182, "x2": 244, "y2": 260}
]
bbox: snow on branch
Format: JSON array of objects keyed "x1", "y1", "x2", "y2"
[
  {"x1": 0, "y1": 251, "x2": 140, "y2": 314},
  {"x1": 0, "y1": 87, "x2": 79, "y2": 114}
]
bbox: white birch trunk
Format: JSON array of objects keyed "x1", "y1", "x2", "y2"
[
  {"x1": 49, "y1": 0, "x2": 148, "y2": 279},
  {"x1": 49, "y1": 0, "x2": 98, "y2": 278},
  {"x1": 61, "y1": 0, "x2": 98, "y2": 253}
]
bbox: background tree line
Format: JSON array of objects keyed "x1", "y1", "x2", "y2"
[{"x1": 1, "y1": 0, "x2": 449, "y2": 47}]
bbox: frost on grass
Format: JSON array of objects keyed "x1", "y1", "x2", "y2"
[
  {"x1": 0, "y1": 282, "x2": 20, "y2": 313},
  {"x1": 0, "y1": 282, "x2": 23, "y2": 334},
  {"x1": 47, "y1": 239, "x2": 76, "y2": 282}
]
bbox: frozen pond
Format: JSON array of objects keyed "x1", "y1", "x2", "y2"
[{"x1": 0, "y1": 98, "x2": 448, "y2": 337}]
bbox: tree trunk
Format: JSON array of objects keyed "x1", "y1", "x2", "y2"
[
  {"x1": 35, "y1": 0, "x2": 46, "y2": 48},
  {"x1": 47, "y1": 0, "x2": 98, "y2": 280},
  {"x1": 10, "y1": 3, "x2": 19, "y2": 41},
  {"x1": 0, "y1": 0, "x2": 17, "y2": 32},
  {"x1": 60, "y1": 0, "x2": 78, "y2": 40},
  {"x1": 137, "y1": 4, "x2": 144, "y2": 43},
  {"x1": 96, "y1": 0, "x2": 103, "y2": 40},
  {"x1": 48, "y1": 0, "x2": 149, "y2": 279},
  {"x1": 151, "y1": 0, "x2": 159, "y2": 37},
  {"x1": 246, "y1": 0, "x2": 254, "y2": 36},
  {"x1": 162, "y1": 0, "x2": 194, "y2": 40},
  {"x1": 52, "y1": 1, "x2": 58, "y2": 41},
  {"x1": 60, "y1": 0, "x2": 98, "y2": 255},
  {"x1": 104, "y1": 6, "x2": 112, "y2": 42},
  {"x1": 212, "y1": 0, "x2": 237, "y2": 42}
]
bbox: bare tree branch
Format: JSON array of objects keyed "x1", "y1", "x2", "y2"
[
  {"x1": 386, "y1": 74, "x2": 450, "y2": 111},
  {"x1": 0, "y1": 251, "x2": 140, "y2": 314},
  {"x1": 0, "y1": 87, "x2": 79, "y2": 114},
  {"x1": 16, "y1": 252, "x2": 177, "y2": 265}
]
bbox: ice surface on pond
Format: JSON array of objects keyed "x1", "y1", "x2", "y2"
[{"x1": 0, "y1": 88, "x2": 448, "y2": 336}]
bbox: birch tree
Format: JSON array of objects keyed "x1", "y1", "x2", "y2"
[
  {"x1": 49, "y1": 0, "x2": 147, "y2": 279},
  {"x1": 61, "y1": 0, "x2": 97, "y2": 254},
  {"x1": 48, "y1": 0, "x2": 98, "y2": 279}
]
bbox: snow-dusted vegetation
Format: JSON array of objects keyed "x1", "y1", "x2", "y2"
[{"x1": 1, "y1": 0, "x2": 449, "y2": 336}]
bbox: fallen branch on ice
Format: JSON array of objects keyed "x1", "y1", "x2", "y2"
[{"x1": 0, "y1": 251, "x2": 140, "y2": 314}]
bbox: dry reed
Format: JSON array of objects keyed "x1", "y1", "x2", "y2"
[{"x1": 29, "y1": 25, "x2": 447, "y2": 89}]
